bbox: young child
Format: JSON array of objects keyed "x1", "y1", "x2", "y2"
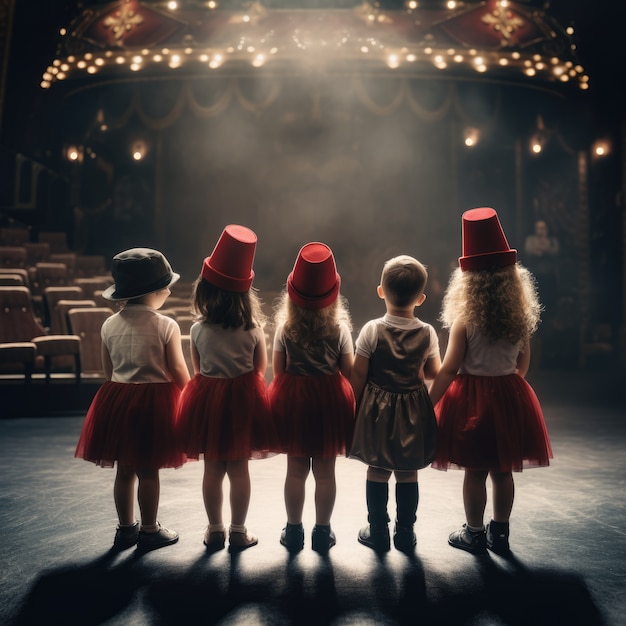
[
  {"x1": 176, "y1": 224, "x2": 279, "y2": 553},
  {"x1": 350, "y1": 255, "x2": 441, "y2": 553},
  {"x1": 75, "y1": 248, "x2": 190, "y2": 551},
  {"x1": 429, "y1": 207, "x2": 553, "y2": 555},
  {"x1": 269, "y1": 242, "x2": 356, "y2": 554}
]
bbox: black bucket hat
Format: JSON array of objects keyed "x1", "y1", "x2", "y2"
[{"x1": 102, "y1": 248, "x2": 180, "y2": 301}]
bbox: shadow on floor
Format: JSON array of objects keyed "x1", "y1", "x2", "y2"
[{"x1": 12, "y1": 545, "x2": 604, "y2": 626}]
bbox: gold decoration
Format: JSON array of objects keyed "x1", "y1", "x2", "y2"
[
  {"x1": 482, "y1": 7, "x2": 524, "y2": 42},
  {"x1": 104, "y1": 2, "x2": 144, "y2": 41}
]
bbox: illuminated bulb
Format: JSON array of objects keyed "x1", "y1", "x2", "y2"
[
  {"x1": 464, "y1": 128, "x2": 479, "y2": 147},
  {"x1": 40, "y1": 81, "x2": 50, "y2": 89},
  {"x1": 566, "y1": 26, "x2": 574, "y2": 36},
  {"x1": 133, "y1": 151, "x2": 143, "y2": 161},
  {"x1": 132, "y1": 55, "x2": 142, "y2": 64},
  {"x1": 209, "y1": 54, "x2": 223, "y2": 68},
  {"x1": 446, "y1": 1, "x2": 456, "y2": 9},
  {"x1": 243, "y1": 15, "x2": 250, "y2": 22},
  {"x1": 387, "y1": 54, "x2": 400, "y2": 69},
  {"x1": 115, "y1": 56, "x2": 125, "y2": 64},
  {"x1": 252, "y1": 54, "x2": 266, "y2": 67},
  {"x1": 407, "y1": 1, "x2": 418, "y2": 8},
  {"x1": 208, "y1": 1, "x2": 217, "y2": 8},
  {"x1": 199, "y1": 54, "x2": 208, "y2": 62},
  {"x1": 67, "y1": 147, "x2": 79, "y2": 161},
  {"x1": 361, "y1": 46, "x2": 369, "y2": 53},
  {"x1": 167, "y1": 1, "x2": 177, "y2": 9},
  {"x1": 60, "y1": 63, "x2": 70, "y2": 71},
  {"x1": 87, "y1": 66, "x2": 97, "y2": 74},
  {"x1": 406, "y1": 54, "x2": 416, "y2": 62},
  {"x1": 60, "y1": 28, "x2": 67, "y2": 36},
  {"x1": 499, "y1": 58, "x2": 509, "y2": 66},
  {"x1": 56, "y1": 72, "x2": 66, "y2": 80},
  {"x1": 130, "y1": 63, "x2": 141, "y2": 71},
  {"x1": 153, "y1": 54, "x2": 163, "y2": 62},
  {"x1": 95, "y1": 58, "x2": 104, "y2": 66},
  {"x1": 454, "y1": 54, "x2": 463, "y2": 63}
]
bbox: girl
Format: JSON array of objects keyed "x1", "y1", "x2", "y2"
[
  {"x1": 269, "y1": 242, "x2": 356, "y2": 554},
  {"x1": 350, "y1": 255, "x2": 441, "y2": 553},
  {"x1": 75, "y1": 247, "x2": 190, "y2": 551},
  {"x1": 176, "y1": 225, "x2": 278, "y2": 552},
  {"x1": 429, "y1": 208, "x2": 553, "y2": 555}
]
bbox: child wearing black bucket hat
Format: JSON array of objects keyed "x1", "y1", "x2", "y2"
[
  {"x1": 429, "y1": 208, "x2": 553, "y2": 555},
  {"x1": 75, "y1": 247, "x2": 190, "y2": 552},
  {"x1": 269, "y1": 242, "x2": 356, "y2": 555},
  {"x1": 176, "y1": 225, "x2": 280, "y2": 553}
]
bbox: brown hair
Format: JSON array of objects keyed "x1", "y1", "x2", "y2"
[
  {"x1": 381, "y1": 255, "x2": 428, "y2": 307},
  {"x1": 191, "y1": 275, "x2": 266, "y2": 330}
]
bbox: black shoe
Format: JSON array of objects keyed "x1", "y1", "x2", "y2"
[
  {"x1": 358, "y1": 524, "x2": 390, "y2": 552},
  {"x1": 448, "y1": 524, "x2": 486, "y2": 554},
  {"x1": 486, "y1": 521, "x2": 510, "y2": 555},
  {"x1": 311, "y1": 525, "x2": 336, "y2": 554},
  {"x1": 113, "y1": 521, "x2": 139, "y2": 550},
  {"x1": 280, "y1": 523, "x2": 304, "y2": 553},
  {"x1": 393, "y1": 524, "x2": 416, "y2": 553}
]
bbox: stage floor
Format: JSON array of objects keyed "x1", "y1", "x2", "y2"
[{"x1": 1, "y1": 369, "x2": 624, "y2": 625}]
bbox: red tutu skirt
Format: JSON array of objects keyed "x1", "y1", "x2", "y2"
[
  {"x1": 75, "y1": 381, "x2": 184, "y2": 469},
  {"x1": 432, "y1": 374, "x2": 553, "y2": 472},
  {"x1": 268, "y1": 371, "x2": 356, "y2": 458},
  {"x1": 176, "y1": 370, "x2": 280, "y2": 460}
]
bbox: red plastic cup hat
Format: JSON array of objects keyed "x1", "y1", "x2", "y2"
[
  {"x1": 103, "y1": 247, "x2": 180, "y2": 301},
  {"x1": 287, "y1": 242, "x2": 341, "y2": 310},
  {"x1": 459, "y1": 207, "x2": 517, "y2": 272},
  {"x1": 202, "y1": 224, "x2": 257, "y2": 292}
]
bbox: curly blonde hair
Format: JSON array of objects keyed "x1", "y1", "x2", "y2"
[
  {"x1": 439, "y1": 264, "x2": 541, "y2": 344},
  {"x1": 273, "y1": 290, "x2": 352, "y2": 349}
]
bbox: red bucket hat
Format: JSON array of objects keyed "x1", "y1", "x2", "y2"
[
  {"x1": 459, "y1": 207, "x2": 517, "y2": 272},
  {"x1": 287, "y1": 242, "x2": 341, "y2": 310},
  {"x1": 202, "y1": 224, "x2": 257, "y2": 292}
]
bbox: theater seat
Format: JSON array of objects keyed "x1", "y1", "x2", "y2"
[{"x1": 0, "y1": 286, "x2": 81, "y2": 383}]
